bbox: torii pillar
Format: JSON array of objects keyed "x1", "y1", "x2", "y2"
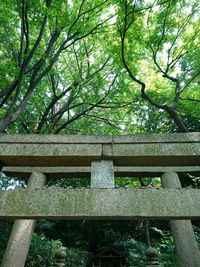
[
  {"x1": 1, "y1": 172, "x2": 47, "y2": 267},
  {"x1": 161, "y1": 172, "x2": 200, "y2": 267}
]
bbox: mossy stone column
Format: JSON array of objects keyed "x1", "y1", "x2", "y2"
[
  {"x1": 1, "y1": 172, "x2": 47, "y2": 267},
  {"x1": 161, "y1": 171, "x2": 200, "y2": 267}
]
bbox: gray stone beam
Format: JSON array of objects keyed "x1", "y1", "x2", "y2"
[
  {"x1": 0, "y1": 143, "x2": 102, "y2": 167},
  {"x1": 0, "y1": 143, "x2": 199, "y2": 167},
  {"x1": 103, "y1": 143, "x2": 200, "y2": 166},
  {"x1": 2, "y1": 166, "x2": 200, "y2": 179},
  {"x1": 0, "y1": 132, "x2": 199, "y2": 143},
  {"x1": 0, "y1": 133, "x2": 199, "y2": 167},
  {"x1": 0, "y1": 188, "x2": 200, "y2": 219}
]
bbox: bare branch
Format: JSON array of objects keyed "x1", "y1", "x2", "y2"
[
  {"x1": 179, "y1": 97, "x2": 200, "y2": 103},
  {"x1": 18, "y1": 0, "x2": 25, "y2": 67},
  {"x1": 86, "y1": 114, "x2": 121, "y2": 131},
  {"x1": 166, "y1": 11, "x2": 194, "y2": 70},
  {"x1": 168, "y1": 28, "x2": 200, "y2": 70},
  {"x1": 181, "y1": 70, "x2": 200, "y2": 92},
  {"x1": 67, "y1": 0, "x2": 109, "y2": 36}
]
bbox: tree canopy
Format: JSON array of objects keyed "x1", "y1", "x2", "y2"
[{"x1": 0, "y1": 0, "x2": 199, "y2": 134}]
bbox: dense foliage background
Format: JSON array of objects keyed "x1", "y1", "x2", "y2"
[{"x1": 0, "y1": 0, "x2": 200, "y2": 266}]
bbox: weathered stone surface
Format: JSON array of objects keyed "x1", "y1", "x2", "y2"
[
  {"x1": 0, "y1": 134, "x2": 113, "y2": 144},
  {"x1": 0, "y1": 220, "x2": 36, "y2": 267},
  {"x1": 91, "y1": 160, "x2": 115, "y2": 188},
  {"x1": 114, "y1": 166, "x2": 200, "y2": 176},
  {"x1": 0, "y1": 142, "x2": 199, "y2": 167},
  {"x1": 0, "y1": 143, "x2": 102, "y2": 166},
  {"x1": 0, "y1": 188, "x2": 200, "y2": 219},
  {"x1": 3, "y1": 166, "x2": 91, "y2": 178},
  {"x1": 51, "y1": 250, "x2": 66, "y2": 266},
  {"x1": 0, "y1": 132, "x2": 199, "y2": 143},
  {"x1": 112, "y1": 132, "x2": 200, "y2": 143},
  {"x1": 0, "y1": 133, "x2": 199, "y2": 167},
  {"x1": 145, "y1": 247, "x2": 160, "y2": 266},
  {"x1": 161, "y1": 172, "x2": 200, "y2": 267},
  {"x1": 111, "y1": 143, "x2": 200, "y2": 156},
  {"x1": 1, "y1": 172, "x2": 47, "y2": 267},
  {"x1": 0, "y1": 143, "x2": 102, "y2": 157},
  {"x1": 3, "y1": 166, "x2": 200, "y2": 179}
]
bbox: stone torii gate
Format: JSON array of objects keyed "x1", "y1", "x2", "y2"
[{"x1": 0, "y1": 133, "x2": 200, "y2": 267}]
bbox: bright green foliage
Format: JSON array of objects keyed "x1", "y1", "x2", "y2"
[
  {"x1": 115, "y1": 0, "x2": 200, "y2": 132},
  {"x1": 25, "y1": 233, "x2": 62, "y2": 267},
  {"x1": 0, "y1": 0, "x2": 199, "y2": 134},
  {"x1": 65, "y1": 247, "x2": 91, "y2": 267}
]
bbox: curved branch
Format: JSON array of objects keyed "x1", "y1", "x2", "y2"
[
  {"x1": 120, "y1": 5, "x2": 164, "y2": 110},
  {"x1": 120, "y1": 2, "x2": 189, "y2": 133}
]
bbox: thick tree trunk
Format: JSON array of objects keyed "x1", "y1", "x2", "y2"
[
  {"x1": 161, "y1": 172, "x2": 200, "y2": 267},
  {"x1": 165, "y1": 107, "x2": 189, "y2": 133},
  {"x1": 1, "y1": 172, "x2": 47, "y2": 267},
  {"x1": 0, "y1": 116, "x2": 11, "y2": 133}
]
